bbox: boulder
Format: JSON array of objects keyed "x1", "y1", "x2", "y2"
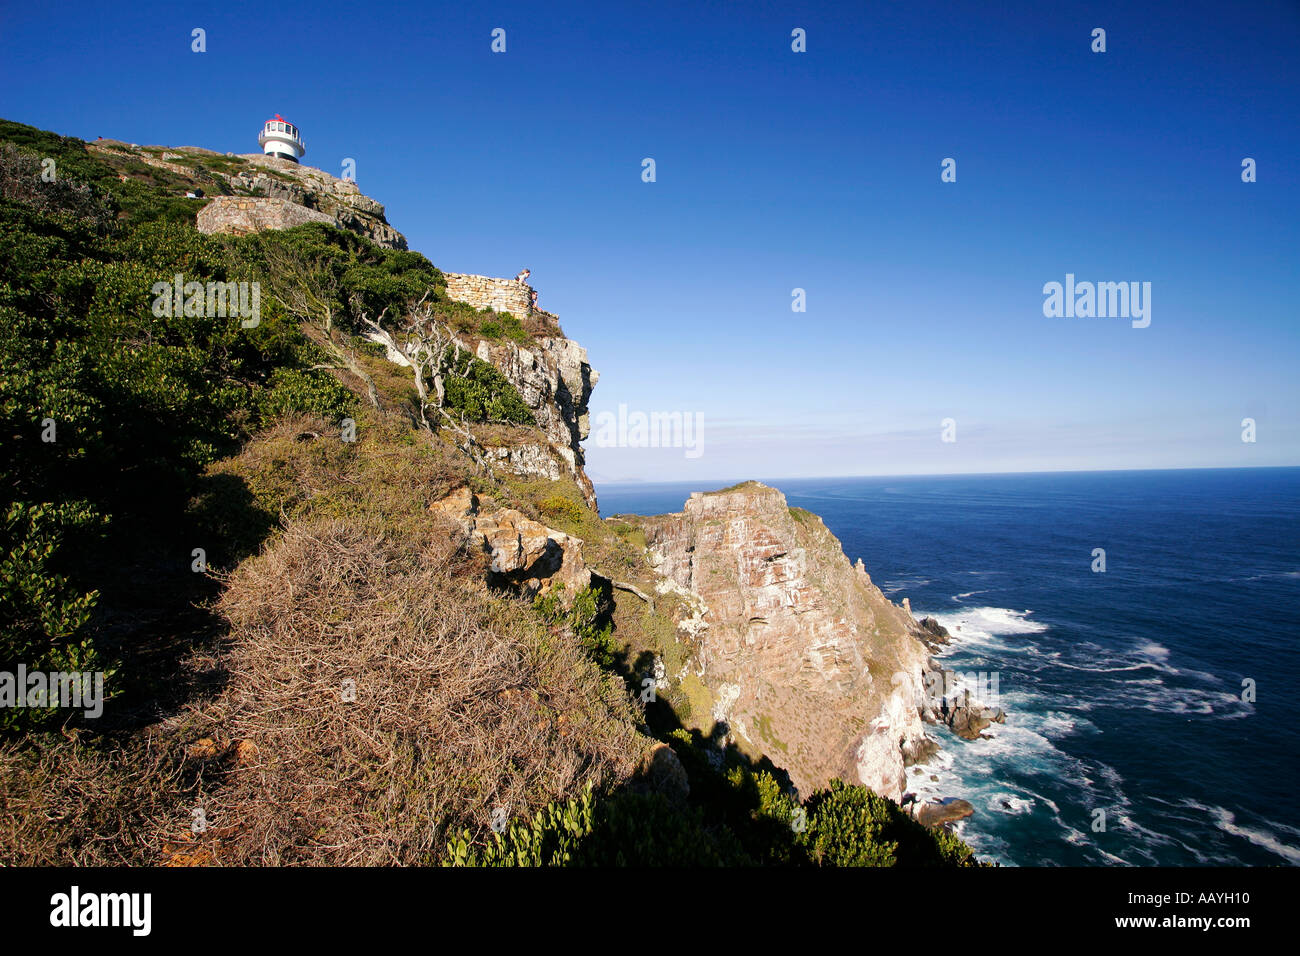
[
  {"x1": 916, "y1": 798, "x2": 974, "y2": 828},
  {"x1": 630, "y1": 743, "x2": 690, "y2": 803},
  {"x1": 432, "y1": 488, "x2": 590, "y2": 601},
  {"x1": 915, "y1": 616, "x2": 952, "y2": 648}
]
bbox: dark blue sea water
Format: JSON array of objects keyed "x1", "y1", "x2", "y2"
[{"x1": 596, "y1": 468, "x2": 1300, "y2": 867}]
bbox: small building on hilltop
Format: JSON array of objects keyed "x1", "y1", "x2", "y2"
[{"x1": 258, "y1": 114, "x2": 305, "y2": 163}]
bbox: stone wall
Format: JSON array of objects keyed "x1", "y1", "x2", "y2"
[
  {"x1": 442, "y1": 273, "x2": 535, "y2": 318},
  {"x1": 197, "y1": 196, "x2": 333, "y2": 237}
]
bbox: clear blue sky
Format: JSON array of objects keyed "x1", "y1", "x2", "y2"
[{"x1": 2, "y1": 0, "x2": 1297, "y2": 482}]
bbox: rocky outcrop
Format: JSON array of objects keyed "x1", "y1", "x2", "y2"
[
  {"x1": 916, "y1": 798, "x2": 974, "y2": 829},
  {"x1": 432, "y1": 487, "x2": 590, "y2": 601},
  {"x1": 914, "y1": 616, "x2": 951, "y2": 648},
  {"x1": 910, "y1": 616, "x2": 1007, "y2": 740},
  {"x1": 629, "y1": 742, "x2": 690, "y2": 804},
  {"x1": 634, "y1": 482, "x2": 939, "y2": 802},
  {"x1": 360, "y1": 268, "x2": 598, "y2": 506},
  {"x1": 197, "y1": 196, "x2": 334, "y2": 236},
  {"x1": 222, "y1": 153, "x2": 407, "y2": 250},
  {"x1": 470, "y1": 336, "x2": 599, "y2": 510},
  {"x1": 99, "y1": 142, "x2": 408, "y2": 249},
  {"x1": 933, "y1": 686, "x2": 1006, "y2": 740}
]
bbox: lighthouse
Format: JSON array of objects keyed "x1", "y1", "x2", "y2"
[{"x1": 258, "y1": 114, "x2": 305, "y2": 163}]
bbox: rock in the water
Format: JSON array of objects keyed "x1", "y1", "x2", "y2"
[{"x1": 914, "y1": 616, "x2": 952, "y2": 648}]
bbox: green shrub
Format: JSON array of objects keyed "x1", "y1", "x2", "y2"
[
  {"x1": 799, "y1": 779, "x2": 980, "y2": 867},
  {"x1": 498, "y1": 312, "x2": 530, "y2": 345},
  {"x1": 445, "y1": 768, "x2": 982, "y2": 867},
  {"x1": 538, "y1": 494, "x2": 583, "y2": 526},
  {"x1": 534, "y1": 584, "x2": 618, "y2": 667},
  {"x1": 445, "y1": 785, "x2": 739, "y2": 866},
  {"x1": 0, "y1": 501, "x2": 112, "y2": 731},
  {"x1": 661, "y1": 730, "x2": 982, "y2": 868},
  {"x1": 256, "y1": 367, "x2": 356, "y2": 423},
  {"x1": 441, "y1": 348, "x2": 535, "y2": 425}
]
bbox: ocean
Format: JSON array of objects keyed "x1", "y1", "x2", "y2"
[{"x1": 595, "y1": 468, "x2": 1300, "y2": 867}]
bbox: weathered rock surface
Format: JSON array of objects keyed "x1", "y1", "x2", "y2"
[
  {"x1": 482, "y1": 441, "x2": 570, "y2": 484},
  {"x1": 916, "y1": 798, "x2": 974, "y2": 828},
  {"x1": 629, "y1": 742, "x2": 691, "y2": 803},
  {"x1": 363, "y1": 302, "x2": 599, "y2": 506},
  {"x1": 934, "y1": 688, "x2": 1006, "y2": 740},
  {"x1": 223, "y1": 153, "x2": 407, "y2": 250},
  {"x1": 432, "y1": 487, "x2": 590, "y2": 600},
  {"x1": 469, "y1": 336, "x2": 599, "y2": 510},
  {"x1": 97, "y1": 141, "x2": 408, "y2": 249},
  {"x1": 915, "y1": 616, "x2": 951, "y2": 649},
  {"x1": 635, "y1": 482, "x2": 938, "y2": 802},
  {"x1": 197, "y1": 196, "x2": 334, "y2": 236}
]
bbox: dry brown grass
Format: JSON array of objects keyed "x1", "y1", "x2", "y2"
[
  {"x1": 2, "y1": 404, "x2": 652, "y2": 866},
  {"x1": 181, "y1": 513, "x2": 647, "y2": 865},
  {"x1": 0, "y1": 727, "x2": 202, "y2": 865}
]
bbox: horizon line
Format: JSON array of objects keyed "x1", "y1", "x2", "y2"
[{"x1": 591, "y1": 463, "x2": 1300, "y2": 487}]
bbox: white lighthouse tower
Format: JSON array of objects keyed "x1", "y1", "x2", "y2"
[{"x1": 258, "y1": 114, "x2": 305, "y2": 163}]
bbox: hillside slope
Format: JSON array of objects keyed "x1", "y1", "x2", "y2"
[{"x1": 0, "y1": 118, "x2": 982, "y2": 867}]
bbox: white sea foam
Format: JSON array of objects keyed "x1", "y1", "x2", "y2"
[
  {"x1": 910, "y1": 598, "x2": 1262, "y2": 863},
  {"x1": 1136, "y1": 641, "x2": 1169, "y2": 660},
  {"x1": 1179, "y1": 800, "x2": 1300, "y2": 865},
  {"x1": 926, "y1": 606, "x2": 1050, "y2": 638},
  {"x1": 880, "y1": 576, "x2": 932, "y2": 595},
  {"x1": 988, "y1": 793, "x2": 1035, "y2": 815},
  {"x1": 916, "y1": 606, "x2": 1050, "y2": 659}
]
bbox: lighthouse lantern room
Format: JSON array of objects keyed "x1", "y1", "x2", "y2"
[{"x1": 258, "y1": 114, "x2": 305, "y2": 163}]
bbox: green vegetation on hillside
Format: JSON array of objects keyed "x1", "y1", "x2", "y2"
[
  {"x1": 0, "y1": 121, "x2": 531, "y2": 728},
  {"x1": 448, "y1": 734, "x2": 980, "y2": 867}
]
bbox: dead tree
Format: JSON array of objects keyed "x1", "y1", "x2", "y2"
[{"x1": 356, "y1": 293, "x2": 494, "y2": 474}]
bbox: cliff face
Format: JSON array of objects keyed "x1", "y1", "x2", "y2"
[
  {"x1": 635, "y1": 484, "x2": 937, "y2": 801},
  {"x1": 469, "y1": 336, "x2": 599, "y2": 511},
  {"x1": 404, "y1": 311, "x2": 944, "y2": 803}
]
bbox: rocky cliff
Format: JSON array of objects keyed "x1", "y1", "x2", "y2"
[
  {"x1": 218, "y1": 152, "x2": 406, "y2": 250},
  {"x1": 470, "y1": 336, "x2": 599, "y2": 510},
  {"x1": 630, "y1": 484, "x2": 939, "y2": 801},
  {"x1": 389, "y1": 296, "x2": 968, "y2": 807}
]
